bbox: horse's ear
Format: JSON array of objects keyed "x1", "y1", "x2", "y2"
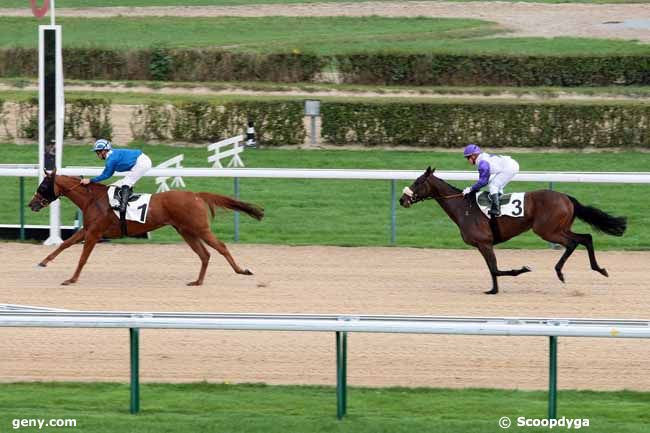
[
  {"x1": 425, "y1": 166, "x2": 432, "y2": 175},
  {"x1": 431, "y1": 167, "x2": 436, "y2": 173}
]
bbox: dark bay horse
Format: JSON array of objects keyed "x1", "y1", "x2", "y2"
[
  {"x1": 29, "y1": 170, "x2": 264, "y2": 286},
  {"x1": 399, "y1": 167, "x2": 627, "y2": 294}
]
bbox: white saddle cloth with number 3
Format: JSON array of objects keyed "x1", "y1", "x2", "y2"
[
  {"x1": 476, "y1": 191, "x2": 525, "y2": 219},
  {"x1": 107, "y1": 186, "x2": 152, "y2": 224}
]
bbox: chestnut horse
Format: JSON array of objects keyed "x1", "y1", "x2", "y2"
[
  {"x1": 399, "y1": 167, "x2": 627, "y2": 294},
  {"x1": 29, "y1": 170, "x2": 264, "y2": 286}
]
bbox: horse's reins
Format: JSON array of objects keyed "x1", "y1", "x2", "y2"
[
  {"x1": 55, "y1": 180, "x2": 85, "y2": 199},
  {"x1": 402, "y1": 176, "x2": 464, "y2": 203},
  {"x1": 35, "y1": 179, "x2": 85, "y2": 207}
]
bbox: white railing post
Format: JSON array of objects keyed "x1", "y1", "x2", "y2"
[
  {"x1": 154, "y1": 154, "x2": 185, "y2": 193},
  {"x1": 208, "y1": 135, "x2": 246, "y2": 169}
]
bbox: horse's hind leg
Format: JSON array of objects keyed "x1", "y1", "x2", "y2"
[
  {"x1": 569, "y1": 232, "x2": 608, "y2": 278},
  {"x1": 199, "y1": 231, "x2": 253, "y2": 276},
  {"x1": 176, "y1": 229, "x2": 211, "y2": 286},
  {"x1": 38, "y1": 228, "x2": 86, "y2": 267},
  {"x1": 552, "y1": 237, "x2": 578, "y2": 283}
]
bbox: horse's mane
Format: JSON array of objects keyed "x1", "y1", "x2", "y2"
[
  {"x1": 57, "y1": 175, "x2": 108, "y2": 192},
  {"x1": 432, "y1": 173, "x2": 461, "y2": 193}
]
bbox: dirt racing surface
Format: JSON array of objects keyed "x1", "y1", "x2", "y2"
[{"x1": 1, "y1": 243, "x2": 649, "y2": 390}]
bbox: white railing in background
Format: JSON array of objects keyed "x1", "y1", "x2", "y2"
[
  {"x1": 208, "y1": 135, "x2": 246, "y2": 168},
  {"x1": 1, "y1": 310, "x2": 649, "y2": 418},
  {"x1": 154, "y1": 154, "x2": 185, "y2": 193},
  {"x1": 2, "y1": 166, "x2": 650, "y2": 183}
]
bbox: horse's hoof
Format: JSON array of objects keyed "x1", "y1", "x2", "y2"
[
  {"x1": 599, "y1": 268, "x2": 609, "y2": 278},
  {"x1": 186, "y1": 281, "x2": 202, "y2": 286},
  {"x1": 484, "y1": 289, "x2": 498, "y2": 295},
  {"x1": 36, "y1": 262, "x2": 47, "y2": 268},
  {"x1": 557, "y1": 273, "x2": 565, "y2": 284},
  {"x1": 242, "y1": 269, "x2": 253, "y2": 276},
  {"x1": 522, "y1": 266, "x2": 532, "y2": 273},
  {"x1": 61, "y1": 280, "x2": 74, "y2": 286}
]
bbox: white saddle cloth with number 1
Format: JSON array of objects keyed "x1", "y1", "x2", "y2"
[
  {"x1": 476, "y1": 191, "x2": 525, "y2": 219},
  {"x1": 107, "y1": 186, "x2": 152, "y2": 224}
]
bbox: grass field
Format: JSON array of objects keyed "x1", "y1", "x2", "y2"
[
  {"x1": 0, "y1": 382, "x2": 649, "y2": 433},
  {"x1": 3, "y1": 16, "x2": 650, "y2": 56},
  {"x1": 3, "y1": 0, "x2": 646, "y2": 7},
  {"x1": 1, "y1": 144, "x2": 647, "y2": 250}
]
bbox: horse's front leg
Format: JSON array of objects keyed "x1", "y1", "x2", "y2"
[
  {"x1": 38, "y1": 228, "x2": 86, "y2": 267},
  {"x1": 477, "y1": 244, "x2": 500, "y2": 295},
  {"x1": 477, "y1": 244, "x2": 531, "y2": 295},
  {"x1": 62, "y1": 232, "x2": 100, "y2": 285}
]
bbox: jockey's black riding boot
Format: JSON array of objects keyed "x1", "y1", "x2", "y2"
[
  {"x1": 489, "y1": 193, "x2": 501, "y2": 217},
  {"x1": 119, "y1": 185, "x2": 131, "y2": 236},
  {"x1": 119, "y1": 185, "x2": 131, "y2": 215}
]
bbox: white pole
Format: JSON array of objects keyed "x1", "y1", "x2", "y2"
[
  {"x1": 42, "y1": 24, "x2": 63, "y2": 246},
  {"x1": 55, "y1": 26, "x2": 63, "y2": 172},
  {"x1": 38, "y1": 27, "x2": 44, "y2": 184},
  {"x1": 50, "y1": 0, "x2": 56, "y2": 26}
]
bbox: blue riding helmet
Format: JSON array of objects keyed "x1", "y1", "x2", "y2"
[
  {"x1": 463, "y1": 144, "x2": 481, "y2": 157},
  {"x1": 92, "y1": 139, "x2": 112, "y2": 152}
]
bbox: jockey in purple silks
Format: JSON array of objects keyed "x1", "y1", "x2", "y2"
[{"x1": 461, "y1": 144, "x2": 520, "y2": 217}]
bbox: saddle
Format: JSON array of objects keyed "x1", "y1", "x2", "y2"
[
  {"x1": 475, "y1": 191, "x2": 525, "y2": 219},
  {"x1": 110, "y1": 188, "x2": 141, "y2": 210},
  {"x1": 476, "y1": 192, "x2": 513, "y2": 208}
]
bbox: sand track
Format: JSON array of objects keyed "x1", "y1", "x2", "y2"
[{"x1": 2, "y1": 243, "x2": 649, "y2": 390}]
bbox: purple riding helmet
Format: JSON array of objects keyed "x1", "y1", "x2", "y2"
[{"x1": 463, "y1": 144, "x2": 481, "y2": 158}]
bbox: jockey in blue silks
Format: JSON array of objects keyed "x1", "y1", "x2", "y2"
[
  {"x1": 80, "y1": 139, "x2": 152, "y2": 218},
  {"x1": 461, "y1": 144, "x2": 520, "y2": 217}
]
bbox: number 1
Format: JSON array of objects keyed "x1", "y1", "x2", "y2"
[{"x1": 137, "y1": 203, "x2": 147, "y2": 221}]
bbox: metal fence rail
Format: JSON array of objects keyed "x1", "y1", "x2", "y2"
[
  {"x1": 3, "y1": 166, "x2": 650, "y2": 183},
  {"x1": 2, "y1": 311, "x2": 649, "y2": 419}
]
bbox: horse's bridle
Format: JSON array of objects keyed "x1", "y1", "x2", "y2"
[
  {"x1": 403, "y1": 175, "x2": 464, "y2": 204},
  {"x1": 33, "y1": 177, "x2": 83, "y2": 207}
]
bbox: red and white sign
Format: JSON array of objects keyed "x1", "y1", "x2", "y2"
[{"x1": 30, "y1": 0, "x2": 50, "y2": 18}]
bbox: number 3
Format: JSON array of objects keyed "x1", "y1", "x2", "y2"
[{"x1": 512, "y1": 199, "x2": 522, "y2": 216}]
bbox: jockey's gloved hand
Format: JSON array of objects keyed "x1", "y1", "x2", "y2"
[{"x1": 462, "y1": 187, "x2": 471, "y2": 196}]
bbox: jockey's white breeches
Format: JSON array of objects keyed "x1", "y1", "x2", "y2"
[
  {"x1": 112, "y1": 154, "x2": 152, "y2": 188},
  {"x1": 489, "y1": 159, "x2": 519, "y2": 195}
]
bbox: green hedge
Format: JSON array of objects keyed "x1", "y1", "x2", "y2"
[
  {"x1": 0, "y1": 48, "x2": 325, "y2": 82},
  {"x1": 2, "y1": 48, "x2": 649, "y2": 86},
  {"x1": 13, "y1": 98, "x2": 112, "y2": 140},
  {"x1": 12, "y1": 97, "x2": 304, "y2": 145},
  {"x1": 7, "y1": 97, "x2": 649, "y2": 148},
  {"x1": 335, "y1": 53, "x2": 650, "y2": 86},
  {"x1": 0, "y1": 98, "x2": 5, "y2": 137},
  {"x1": 321, "y1": 101, "x2": 650, "y2": 148},
  {"x1": 131, "y1": 100, "x2": 305, "y2": 145}
]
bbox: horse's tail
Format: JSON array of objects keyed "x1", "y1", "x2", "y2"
[
  {"x1": 197, "y1": 192, "x2": 264, "y2": 221},
  {"x1": 568, "y1": 196, "x2": 626, "y2": 237}
]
